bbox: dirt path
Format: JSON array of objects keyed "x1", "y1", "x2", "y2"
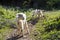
[{"x1": 6, "y1": 18, "x2": 39, "y2": 40}]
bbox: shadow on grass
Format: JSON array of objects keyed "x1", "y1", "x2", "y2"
[
  {"x1": 28, "y1": 17, "x2": 39, "y2": 25},
  {"x1": 45, "y1": 17, "x2": 60, "y2": 32}
]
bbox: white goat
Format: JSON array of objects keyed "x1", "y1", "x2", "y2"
[
  {"x1": 16, "y1": 13, "x2": 30, "y2": 37},
  {"x1": 32, "y1": 9, "x2": 44, "y2": 18}
]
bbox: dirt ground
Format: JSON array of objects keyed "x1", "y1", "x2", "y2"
[{"x1": 6, "y1": 18, "x2": 39, "y2": 40}]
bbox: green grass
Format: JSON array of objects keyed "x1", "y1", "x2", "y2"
[
  {"x1": 0, "y1": 27, "x2": 13, "y2": 40},
  {"x1": 0, "y1": 5, "x2": 33, "y2": 40},
  {"x1": 32, "y1": 10, "x2": 60, "y2": 40},
  {"x1": 0, "y1": 5, "x2": 60, "y2": 40}
]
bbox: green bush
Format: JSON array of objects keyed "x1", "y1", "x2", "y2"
[
  {"x1": 0, "y1": 5, "x2": 60, "y2": 40},
  {"x1": 32, "y1": 10, "x2": 60, "y2": 40}
]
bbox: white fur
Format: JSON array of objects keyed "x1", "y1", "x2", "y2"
[
  {"x1": 32, "y1": 9, "x2": 44, "y2": 18},
  {"x1": 16, "y1": 13, "x2": 26, "y2": 21},
  {"x1": 16, "y1": 13, "x2": 30, "y2": 37}
]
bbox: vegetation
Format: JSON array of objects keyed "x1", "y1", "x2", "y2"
[
  {"x1": 0, "y1": 5, "x2": 60, "y2": 40},
  {"x1": 32, "y1": 10, "x2": 60, "y2": 40}
]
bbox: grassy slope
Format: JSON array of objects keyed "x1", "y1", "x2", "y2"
[
  {"x1": 32, "y1": 10, "x2": 60, "y2": 40},
  {"x1": 0, "y1": 5, "x2": 60, "y2": 40},
  {"x1": 0, "y1": 6, "x2": 33, "y2": 40}
]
